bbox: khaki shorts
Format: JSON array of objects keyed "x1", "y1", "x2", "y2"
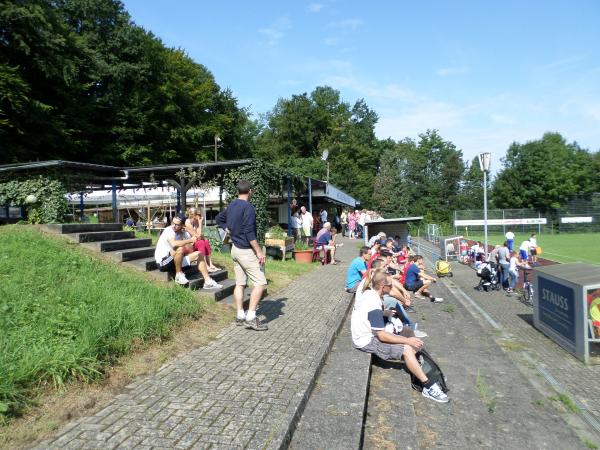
[{"x1": 231, "y1": 245, "x2": 267, "y2": 286}]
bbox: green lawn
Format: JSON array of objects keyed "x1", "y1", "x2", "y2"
[
  {"x1": 459, "y1": 232, "x2": 600, "y2": 265},
  {"x1": 0, "y1": 226, "x2": 210, "y2": 421}
]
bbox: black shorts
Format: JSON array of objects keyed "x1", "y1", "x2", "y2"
[
  {"x1": 159, "y1": 255, "x2": 175, "y2": 272},
  {"x1": 530, "y1": 248, "x2": 537, "y2": 256},
  {"x1": 404, "y1": 280, "x2": 424, "y2": 292}
]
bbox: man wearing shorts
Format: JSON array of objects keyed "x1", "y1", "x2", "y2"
[
  {"x1": 216, "y1": 180, "x2": 268, "y2": 331},
  {"x1": 351, "y1": 271, "x2": 448, "y2": 403},
  {"x1": 154, "y1": 214, "x2": 223, "y2": 288}
]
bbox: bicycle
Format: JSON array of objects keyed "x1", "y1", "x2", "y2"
[{"x1": 521, "y1": 269, "x2": 534, "y2": 306}]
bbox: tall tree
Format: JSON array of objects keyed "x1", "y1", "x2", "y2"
[{"x1": 492, "y1": 132, "x2": 597, "y2": 211}]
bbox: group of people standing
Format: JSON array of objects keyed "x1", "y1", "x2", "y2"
[{"x1": 339, "y1": 209, "x2": 382, "y2": 239}]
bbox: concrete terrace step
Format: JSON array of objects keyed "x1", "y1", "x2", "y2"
[
  {"x1": 109, "y1": 247, "x2": 156, "y2": 263},
  {"x1": 125, "y1": 255, "x2": 158, "y2": 271},
  {"x1": 83, "y1": 238, "x2": 152, "y2": 252},
  {"x1": 42, "y1": 223, "x2": 123, "y2": 234},
  {"x1": 67, "y1": 230, "x2": 135, "y2": 243},
  {"x1": 290, "y1": 314, "x2": 371, "y2": 450}
]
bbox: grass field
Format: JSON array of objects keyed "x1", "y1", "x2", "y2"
[
  {"x1": 0, "y1": 226, "x2": 209, "y2": 421},
  {"x1": 459, "y1": 232, "x2": 600, "y2": 265}
]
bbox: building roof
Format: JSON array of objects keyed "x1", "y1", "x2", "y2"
[{"x1": 365, "y1": 216, "x2": 424, "y2": 225}]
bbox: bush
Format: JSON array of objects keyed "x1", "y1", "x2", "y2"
[{"x1": 0, "y1": 176, "x2": 68, "y2": 223}]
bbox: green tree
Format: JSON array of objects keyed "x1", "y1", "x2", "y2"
[
  {"x1": 492, "y1": 132, "x2": 597, "y2": 211},
  {"x1": 458, "y1": 156, "x2": 486, "y2": 209}
]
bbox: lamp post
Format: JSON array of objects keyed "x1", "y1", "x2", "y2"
[
  {"x1": 478, "y1": 152, "x2": 492, "y2": 260},
  {"x1": 321, "y1": 148, "x2": 330, "y2": 183},
  {"x1": 214, "y1": 135, "x2": 222, "y2": 162}
]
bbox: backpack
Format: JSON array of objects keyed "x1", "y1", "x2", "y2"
[{"x1": 410, "y1": 349, "x2": 449, "y2": 393}]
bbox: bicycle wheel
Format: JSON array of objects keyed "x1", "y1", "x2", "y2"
[{"x1": 523, "y1": 283, "x2": 532, "y2": 303}]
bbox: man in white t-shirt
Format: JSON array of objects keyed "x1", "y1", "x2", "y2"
[
  {"x1": 505, "y1": 229, "x2": 515, "y2": 252},
  {"x1": 351, "y1": 271, "x2": 448, "y2": 403},
  {"x1": 300, "y1": 206, "x2": 313, "y2": 240},
  {"x1": 154, "y1": 214, "x2": 222, "y2": 288},
  {"x1": 519, "y1": 238, "x2": 531, "y2": 262}
]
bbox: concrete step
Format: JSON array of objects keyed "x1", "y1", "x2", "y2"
[
  {"x1": 126, "y1": 256, "x2": 158, "y2": 271},
  {"x1": 290, "y1": 315, "x2": 371, "y2": 450},
  {"x1": 69, "y1": 230, "x2": 135, "y2": 243},
  {"x1": 42, "y1": 223, "x2": 123, "y2": 234},
  {"x1": 83, "y1": 238, "x2": 152, "y2": 252},
  {"x1": 109, "y1": 247, "x2": 156, "y2": 263}
]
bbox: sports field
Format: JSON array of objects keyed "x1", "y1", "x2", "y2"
[{"x1": 456, "y1": 232, "x2": 600, "y2": 265}]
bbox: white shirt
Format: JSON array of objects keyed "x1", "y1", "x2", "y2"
[
  {"x1": 509, "y1": 255, "x2": 519, "y2": 274},
  {"x1": 519, "y1": 240, "x2": 531, "y2": 251},
  {"x1": 301, "y1": 212, "x2": 313, "y2": 232},
  {"x1": 154, "y1": 226, "x2": 189, "y2": 263},
  {"x1": 351, "y1": 289, "x2": 384, "y2": 348},
  {"x1": 505, "y1": 231, "x2": 515, "y2": 240},
  {"x1": 359, "y1": 213, "x2": 366, "y2": 226},
  {"x1": 291, "y1": 213, "x2": 302, "y2": 229},
  {"x1": 529, "y1": 237, "x2": 537, "y2": 248}
]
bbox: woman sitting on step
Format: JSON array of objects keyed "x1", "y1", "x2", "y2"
[{"x1": 185, "y1": 207, "x2": 220, "y2": 273}]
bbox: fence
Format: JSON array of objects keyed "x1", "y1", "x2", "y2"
[
  {"x1": 558, "y1": 194, "x2": 600, "y2": 233},
  {"x1": 453, "y1": 208, "x2": 548, "y2": 236}
]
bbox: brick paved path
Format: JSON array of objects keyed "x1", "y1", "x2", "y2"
[
  {"x1": 444, "y1": 258, "x2": 600, "y2": 437},
  {"x1": 35, "y1": 240, "x2": 359, "y2": 450}
]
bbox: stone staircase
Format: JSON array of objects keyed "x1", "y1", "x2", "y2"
[{"x1": 41, "y1": 223, "x2": 242, "y2": 302}]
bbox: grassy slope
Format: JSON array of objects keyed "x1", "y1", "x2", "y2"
[
  {"x1": 0, "y1": 226, "x2": 209, "y2": 419},
  {"x1": 459, "y1": 232, "x2": 600, "y2": 265}
]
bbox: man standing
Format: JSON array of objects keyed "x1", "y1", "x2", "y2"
[
  {"x1": 505, "y1": 229, "x2": 515, "y2": 252},
  {"x1": 291, "y1": 210, "x2": 303, "y2": 241},
  {"x1": 154, "y1": 214, "x2": 223, "y2": 288},
  {"x1": 301, "y1": 206, "x2": 313, "y2": 241},
  {"x1": 319, "y1": 208, "x2": 328, "y2": 225},
  {"x1": 216, "y1": 180, "x2": 268, "y2": 331}
]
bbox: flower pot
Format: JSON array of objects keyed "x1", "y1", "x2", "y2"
[{"x1": 293, "y1": 249, "x2": 313, "y2": 264}]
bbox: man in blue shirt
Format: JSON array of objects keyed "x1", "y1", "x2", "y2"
[
  {"x1": 216, "y1": 180, "x2": 268, "y2": 331},
  {"x1": 403, "y1": 255, "x2": 443, "y2": 303},
  {"x1": 345, "y1": 246, "x2": 370, "y2": 292},
  {"x1": 316, "y1": 222, "x2": 337, "y2": 264}
]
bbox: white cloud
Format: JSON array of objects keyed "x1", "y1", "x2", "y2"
[
  {"x1": 328, "y1": 18, "x2": 363, "y2": 30},
  {"x1": 258, "y1": 16, "x2": 292, "y2": 46},
  {"x1": 436, "y1": 66, "x2": 469, "y2": 77},
  {"x1": 308, "y1": 3, "x2": 324, "y2": 12}
]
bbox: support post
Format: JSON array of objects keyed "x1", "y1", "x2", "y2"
[
  {"x1": 287, "y1": 178, "x2": 292, "y2": 237},
  {"x1": 484, "y1": 169, "x2": 488, "y2": 260},
  {"x1": 111, "y1": 180, "x2": 118, "y2": 224},
  {"x1": 308, "y1": 177, "x2": 312, "y2": 215},
  {"x1": 79, "y1": 192, "x2": 84, "y2": 222}
]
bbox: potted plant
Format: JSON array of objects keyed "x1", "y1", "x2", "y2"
[
  {"x1": 265, "y1": 226, "x2": 294, "y2": 260},
  {"x1": 293, "y1": 240, "x2": 313, "y2": 264}
]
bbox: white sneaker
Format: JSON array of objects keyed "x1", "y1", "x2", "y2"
[
  {"x1": 431, "y1": 297, "x2": 444, "y2": 303},
  {"x1": 174, "y1": 272, "x2": 189, "y2": 285},
  {"x1": 422, "y1": 383, "x2": 449, "y2": 403},
  {"x1": 203, "y1": 278, "x2": 223, "y2": 289},
  {"x1": 414, "y1": 329, "x2": 428, "y2": 338}
]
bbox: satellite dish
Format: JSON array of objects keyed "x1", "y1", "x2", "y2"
[{"x1": 321, "y1": 148, "x2": 329, "y2": 161}]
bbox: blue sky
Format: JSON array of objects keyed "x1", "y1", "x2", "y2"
[{"x1": 122, "y1": 0, "x2": 600, "y2": 171}]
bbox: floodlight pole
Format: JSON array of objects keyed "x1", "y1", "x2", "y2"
[{"x1": 479, "y1": 152, "x2": 491, "y2": 260}]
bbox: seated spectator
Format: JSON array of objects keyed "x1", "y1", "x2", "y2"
[
  {"x1": 315, "y1": 222, "x2": 337, "y2": 265},
  {"x1": 184, "y1": 207, "x2": 219, "y2": 273},
  {"x1": 368, "y1": 232, "x2": 386, "y2": 247},
  {"x1": 154, "y1": 214, "x2": 223, "y2": 289},
  {"x1": 345, "y1": 246, "x2": 370, "y2": 292},
  {"x1": 403, "y1": 255, "x2": 444, "y2": 303},
  {"x1": 351, "y1": 271, "x2": 448, "y2": 403}
]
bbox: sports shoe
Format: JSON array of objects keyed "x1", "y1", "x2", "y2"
[
  {"x1": 174, "y1": 272, "x2": 189, "y2": 285},
  {"x1": 431, "y1": 297, "x2": 444, "y2": 303},
  {"x1": 422, "y1": 383, "x2": 449, "y2": 403},
  {"x1": 414, "y1": 329, "x2": 428, "y2": 338},
  {"x1": 203, "y1": 278, "x2": 223, "y2": 289},
  {"x1": 235, "y1": 318, "x2": 246, "y2": 326},
  {"x1": 245, "y1": 317, "x2": 268, "y2": 331}
]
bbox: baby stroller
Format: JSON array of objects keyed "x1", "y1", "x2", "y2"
[
  {"x1": 435, "y1": 259, "x2": 453, "y2": 277},
  {"x1": 476, "y1": 261, "x2": 501, "y2": 291}
]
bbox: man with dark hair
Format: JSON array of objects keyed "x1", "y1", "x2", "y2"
[
  {"x1": 216, "y1": 180, "x2": 268, "y2": 331},
  {"x1": 154, "y1": 214, "x2": 223, "y2": 288},
  {"x1": 345, "y1": 246, "x2": 370, "y2": 292}
]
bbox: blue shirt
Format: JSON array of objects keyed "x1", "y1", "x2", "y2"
[
  {"x1": 317, "y1": 230, "x2": 332, "y2": 245},
  {"x1": 215, "y1": 198, "x2": 257, "y2": 249},
  {"x1": 346, "y1": 256, "x2": 367, "y2": 289},
  {"x1": 404, "y1": 264, "x2": 421, "y2": 287}
]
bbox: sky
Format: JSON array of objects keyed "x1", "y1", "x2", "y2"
[{"x1": 121, "y1": 0, "x2": 600, "y2": 172}]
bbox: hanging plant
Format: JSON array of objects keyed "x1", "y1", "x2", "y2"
[{"x1": 0, "y1": 176, "x2": 68, "y2": 223}]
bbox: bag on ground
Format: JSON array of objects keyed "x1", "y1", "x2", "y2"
[
  {"x1": 410, "y1": 349, "x2": 449, "y2": 393},
  {"x1": 435, "y1": 259, "x2": 452, "y2": 277}
]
